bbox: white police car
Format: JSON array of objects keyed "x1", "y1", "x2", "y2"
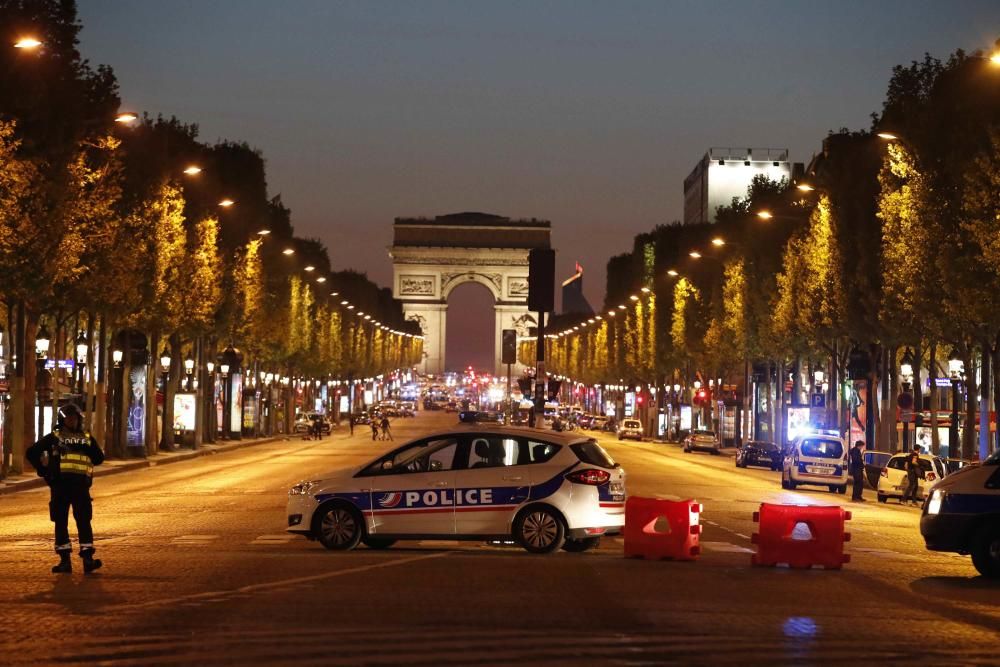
[
  {"x1": 921, "y1": 448, "x2": 1000, "y2": 578},
  {"x1": 780, "y1": 433, "x2": 849, "y2": 494},
  {"x1": 287, "y1": 427, "x2": 626, "y2": 554}
]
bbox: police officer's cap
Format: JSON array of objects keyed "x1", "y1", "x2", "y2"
[{"x1": 59, "y1": 403, "x2": 83, "y2": 420}]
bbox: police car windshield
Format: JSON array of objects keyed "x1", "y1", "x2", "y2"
[{"x1": 800, "y1": 438, "x2": 843, "y2": 459}]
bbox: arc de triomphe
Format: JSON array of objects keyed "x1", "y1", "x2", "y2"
[{"x1": 389, "y1": 212, "x2": 550, "y2": 375}]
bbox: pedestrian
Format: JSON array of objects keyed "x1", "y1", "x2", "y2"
[
  {"x1": 849, "y1": 440, "x2": 866, "y2": 502},
  {"x1": 25, "y1": 404, "x2": 106, "y2": 574},
  {"x1": 380, "y1": 415, "x2": 393, "y2": 441},
  {"x1": 370, "y1": 420, "x2": 379, "y2": 441},
  {"x1": 902, "y1": 450, "x2": 921, "y2": 506}
]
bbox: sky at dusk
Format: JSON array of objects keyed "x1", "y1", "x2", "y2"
[{"x1": 77, "y1": 1, "x2": 1000, "y2": 370}]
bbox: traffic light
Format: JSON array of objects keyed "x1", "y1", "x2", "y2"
[
  {"x1": 695, "y1": 389, "x2": 707, "y2": 404},
  {"x1": 528, "y1": 248, "x2": 555, "y2": 312},
  {"x1": 501, "y1": 329, "x2": 517, "y2": 365}
]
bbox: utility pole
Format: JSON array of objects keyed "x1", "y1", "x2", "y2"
[{"x1": 527, "y1": 248, "x2": 555, "y2": 430}]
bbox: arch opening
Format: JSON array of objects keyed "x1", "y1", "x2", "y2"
[{"x1": 445, "y1": 281, "x2": 496, "y2": 373}]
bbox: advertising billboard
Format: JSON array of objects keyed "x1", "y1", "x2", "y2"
[
  {"x1": 230, "y1": 374, "x2": 243, "y2": 433},
  {"x1": 173, "y1": 393, "x2": 196, "y2": 431}
]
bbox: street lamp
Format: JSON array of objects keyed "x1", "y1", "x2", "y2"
[
  {"x1": 35, "y1": 325, "x2": 51, "y2": 358},
  {"x1": 14, "y1": 37, "x2": 42, "y2": 49},
  {"x1": 948, "y1": 348, "x2": 964, "y2": 459},
  {"x1": 75, "y1": 330, "x2": 88, "y2": 394},
  {"x1": 159, "y1": 347, "x2": 172, "y2": 373},
  {"x1": 899, "y1": 348, "x2": 916, "y2": 453}
]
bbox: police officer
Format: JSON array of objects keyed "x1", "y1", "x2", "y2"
[
  {"x1": 26, "y1": 403, "x2": 105, "y2": 574},
  {"x1": 849, "y1": 440, "x2": 866, "y2": 502}
]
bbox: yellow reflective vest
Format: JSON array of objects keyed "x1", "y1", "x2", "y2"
[{"x1": 55, "y1": 430, "x2": 95, "y2": 478}]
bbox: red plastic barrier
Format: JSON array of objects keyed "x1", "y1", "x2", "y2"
[
  {"x1": 624, "y1": 497, "x2": 702, "y2": 561},
  {"x1": 751, "y1": 503, "x2": 852, "y2": 569}
]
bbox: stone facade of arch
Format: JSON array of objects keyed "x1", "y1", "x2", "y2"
[{"x1": 389, "y1": 213, "x2": 550, "y2": 375}]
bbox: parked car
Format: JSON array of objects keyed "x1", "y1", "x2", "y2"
[
  {"x1": 617, "y1": 419, "x2": 643, "y2": 441},
  {"x1": 576, "y1": 414, "x2": 594, "y2": 429},
  {"x1": 736, "y1": 440, "x2": 781, "y2": 470},
  {"x1": 588, "y1": 416, "x2": 609, "y2": 431},
  {"x1": 683, "y1": 429, "x2": 721, "y2": 455},
  {"x1": 351, "y1": 413, "x2": 372, "y2": 426},
  {"x1": 458, "y1": 411, "x2": 504, "y2": 425},
  {"x1": 399, "y1": 401, "x2": 416, "y2": 417},
  {"x1": 780, "y1": 433, "x2": 848, "y2": 494},
  {"x1": 877, "y1": 452, "x2": 948, "y2": 504}
]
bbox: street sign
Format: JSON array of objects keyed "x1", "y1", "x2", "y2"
[{"x1": 810, "y1": 393, "x2": 826, "y2": 408}]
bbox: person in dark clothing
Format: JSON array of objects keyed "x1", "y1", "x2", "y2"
[
  {"x1": 849, "y1": 440, "x2": 866, "y2": 502},
  {"x1": 25, "y1": 403, "x2": 105, "y2": 573},
  {"x1": 901, "y1": 451, "x2": 922, "y2": 506},
  {"x1": 370, "y1": 420, "x2": 379, "y2": 441},
  {"x1": 379, "y1": 415, "x2": 393, "y2": 441}
]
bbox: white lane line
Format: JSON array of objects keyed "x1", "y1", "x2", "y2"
[
  {"x1": 106, "y1": 552, "x2": 449, "y2": 612},
  {"x1": 700, "y1": 541, "x2": 753, "y2": 554},
  {"x1": 734, "y1": 533, "x2": 750, "y2": 540}
]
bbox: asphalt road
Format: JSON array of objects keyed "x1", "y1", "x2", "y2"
[{"x1": 1, "y1": 411, "x2": 997, "y2": 666}]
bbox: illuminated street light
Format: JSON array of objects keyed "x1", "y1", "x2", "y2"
[
  {"x1": 640, "y1": 287, "x2": 651, "y2": 293},
  {"x1": 35, "y1": 325, "x2": 51, "y2": 357},
  {"x1": 184, "y1": 353, "x2": 195, "y2": 374},
  {"x1": 607, "y1": 310, "x2": 616, "y2": 316},
  {"x1": 159, "y1": 347, "x2": 172, "y2": 373},
  {"x1": 115, "y1": 111, "x2": 138, "y2": 123},
  {"x1": 112, "y1": 348, "x2": 123, "y2": 368},
  {"x1": 316, "y1": 276, "x2": 327, "y2": 283},
  {"x1": 796, "y1": 183, "x2": 815, "y2": 192},
  {"x1": 75, "y1": 331, "x2": 89, "y2": 364},
  {"x1": 304, "y1": 265, "x2": 315, "y2": 272},
  {"x1": 756, "y1": 210, "x2": 773, "y2": 220},
  {"x1": 257, "y1": 229, "x2": 271, "y2": 235},
  {"x1": 667, "y1": 269, "x2": 679, "y2": 277},
  {"x1": 629, "y1": 295, "x2": 639, "y2": 301},
  {"x1": 14, "y1": 37, "x2": 42, "y2": 49},
  {"x1": 689, "y1": 251, "x2": 702, "y2": 259},
  {"x1": 219, "y1": 198, "x2": 235, "y2": 207},
  {"x1": 711, "y1": 237, "x2": 725, "y2": 247},
  {"x1": 183, "y1": 165, "x2": 202, "y2": 176},
  {"x1": 877, "y1": 132, "x2": 898, "y2": 141},
  {"x1": 340, "y1": 300, "x2": 349, "y2": 305},
  {"x1": 282, "y1": 248, "x2": 295, "y2": 255}
]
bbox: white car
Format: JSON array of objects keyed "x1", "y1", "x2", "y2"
[
  {"x1": 877, "y1": 452, "x2": 947, "y2": 504},
  {"x1": 287, "y1": 426, "x2": 626, "y2": 554},
  {"x1": 617, "y1": 419, "x2": 643, "y2": 441},
  {"x1": 781, "y1": 433, "x2": 849, "y2": 494}
]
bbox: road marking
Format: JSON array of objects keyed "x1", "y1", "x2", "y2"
[
  {"x1": 170, "y1": 535, "x2": 219, "y2": 546},
  {"x1": 251, "y1": 534, "x2": 298, "y2": 545},
  {"x1": 701, "y1": 541, "x2": 754, "y2": 553},
  {"x1": 105, "y1": 552, "x2": 449, "y2": 612}
]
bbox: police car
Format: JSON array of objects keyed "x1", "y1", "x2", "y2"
[
  {"x1": 920, "y1": 448, "x2": 1000, "y2": 578},
  {"x1": 287, "y1": 427, "x2": 626, "y2": 554},
  {"x1": 780, "y1": 432, "x2": 849, "y2": 494}
]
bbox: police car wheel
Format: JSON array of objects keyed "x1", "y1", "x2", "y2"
[
  {"x1": 837, "y1": 485, "x2": 847, "y2": 495},
  {"x1": 362, "y1": 536, "x2": 396, "y2": 550},
  {"x1": 877, "y1": 493, "x2": 887, "y2": 503},
  {"x1": 971, "y1": 524, "x2": 1000, "y2": 578},
  {"x1": 562, "y1": 536, "x2": 601, "y2": 552},
  {"x1": 316, "y1": 504, "x2": 363, "y2": 550},
  {"x1": 515, "y1": 507, "x2": 566, "y2": 554}
]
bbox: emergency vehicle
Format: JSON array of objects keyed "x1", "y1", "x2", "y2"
[
  {"x1": 920, "y1": 449, "x2": 1000, "y2": 578},
  {"x1": 287, "y1": 426, "x2": 626, "y2": 554},
  {"x1": 780, "y1": 432, "x2": 849, "y2": 494}
]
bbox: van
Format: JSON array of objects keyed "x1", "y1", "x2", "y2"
[
  {"x1": 780, "y1": 433, "x2": 849, "y2": 494},
  {"x1": 920, "y1": 449, "x2": 1000, "y2": 577}
]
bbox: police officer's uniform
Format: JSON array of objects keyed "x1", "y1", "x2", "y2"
[{"x1": 26, "y1": 404, "x2": 105, "y2": 573}]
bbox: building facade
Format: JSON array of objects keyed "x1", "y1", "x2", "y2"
[{"x1": 683, "y1": 147, "x2": 798, "y2": 224}]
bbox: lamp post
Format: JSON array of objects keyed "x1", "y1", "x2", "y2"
[
  {"x1": 184, "y1": 352, "x2": 195, "y2": 391},
  {"x1": 75, "y1": 330, "x2": 88, "y2": 395},
  {"x1": 35, "y1": 325, "x2": 51, "y2": 437},
  {"x1": 948, "y1": 348, "x2": 964, "y2": 460},
  {"x1": 900, "y1": 348, "x2": 915, "y2": 453}
]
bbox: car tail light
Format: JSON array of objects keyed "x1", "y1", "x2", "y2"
[
  {"x1": 566, "y1": 469, "x2": 611, "y2": 485},
  {"x1": 880, "y1": 467, "x2": 888, "y2": 478},
  {"x1": 926, "y1": 472, "x2": 936, "y2": 482}
]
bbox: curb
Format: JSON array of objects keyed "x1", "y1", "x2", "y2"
[{"x1": 0, "y1": 435, "x2": 286, "y2": 496}]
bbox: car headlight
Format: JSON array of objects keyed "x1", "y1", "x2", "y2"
[
  {"x1": 927, "y1": 489, "x2": 944, "y2": 515},
  {"x1": 289, "y1": 480, "x2": 320, "y2": 496}
]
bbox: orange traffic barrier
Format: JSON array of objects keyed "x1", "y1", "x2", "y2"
[
  {"x1": 751, "y1": 503, "x2": 852, "y2": 569},
  {"x1": 624, "y1": 497, "x2": 702, "y2": 561}
]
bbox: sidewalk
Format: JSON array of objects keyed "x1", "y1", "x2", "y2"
[{"x1": 0, "y1": 432, "x2": 303, "y2": 495}]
